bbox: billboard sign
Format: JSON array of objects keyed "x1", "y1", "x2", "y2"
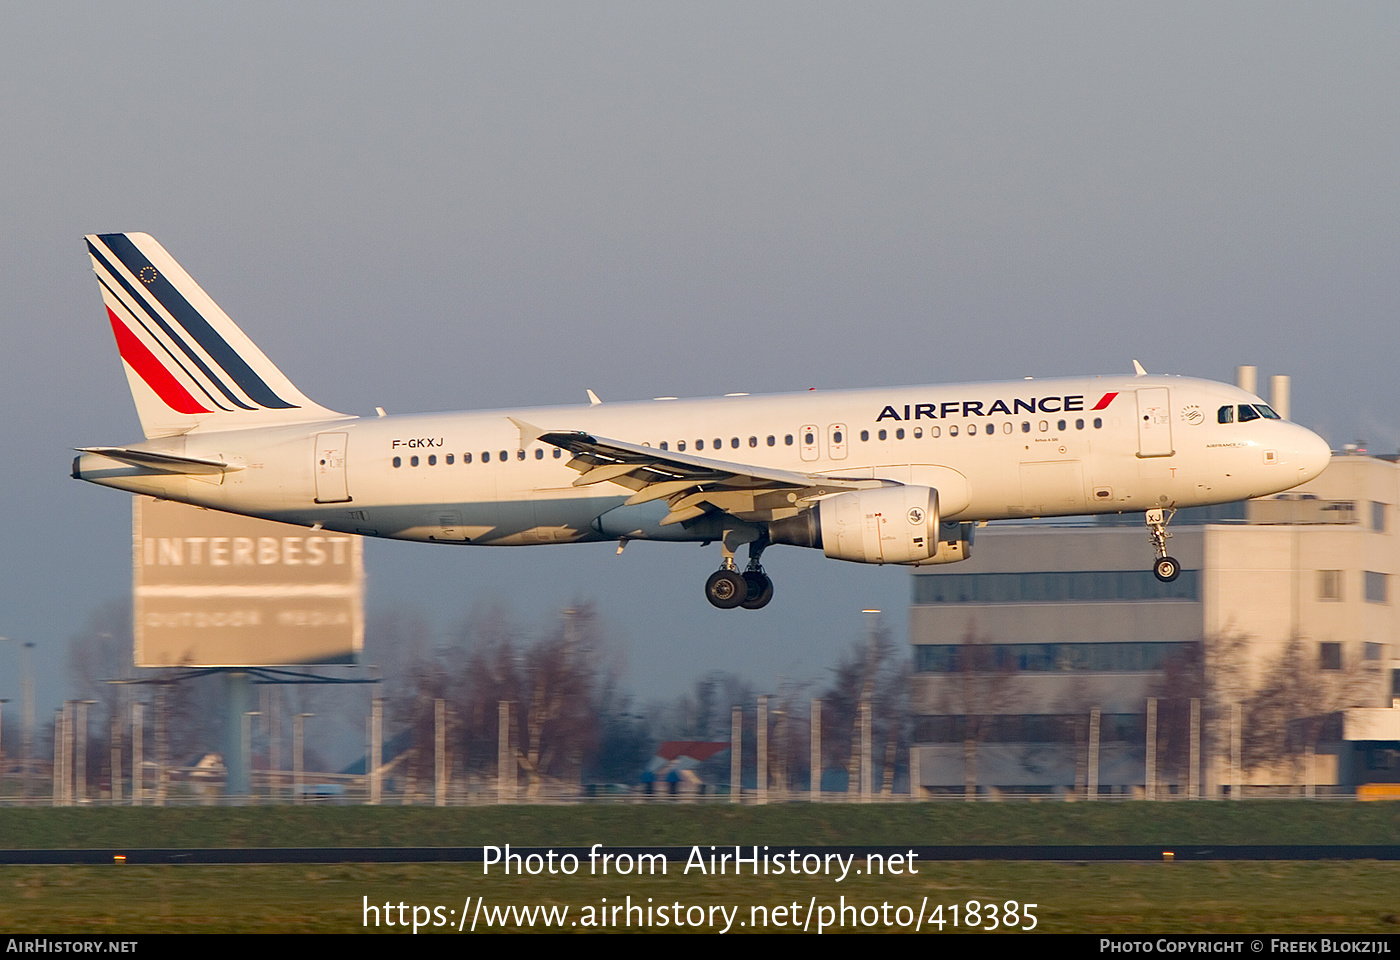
[{"x1": 133, "y1": 496, "x2": 364, "y2": 667}]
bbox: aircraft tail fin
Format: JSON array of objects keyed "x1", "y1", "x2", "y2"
[{"x1": 86, "y1": 232, "x2": 353, "y2": 439}]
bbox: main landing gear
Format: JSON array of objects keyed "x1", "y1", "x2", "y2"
[
  {"x1": 705, "y1": 530, "x2": 774, "y2": 610},
  {"x1": 1146, "y1": 506, "x2": 1180, "y2": 583}
]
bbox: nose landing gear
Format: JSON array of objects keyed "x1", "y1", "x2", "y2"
[{"x1": 1146, "y1": 506, "x2": 1180, "y2": 583}]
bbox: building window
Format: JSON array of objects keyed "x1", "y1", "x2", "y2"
[
  {"x1": 914, "y1": 713, "x2": 1146, "y2": 744},
  {"x1": 1364, "y1": 642, "x2": 1384, "y2": 662},
  {"x1": 1366, "y1": 571, "x2": 1389, "y2": 604},
  {"x1": 914, "y1": 641, "x2": 1197, "y2": 673},
  {"x1": 1318, "y1": 570, "x2": 1342, "y2": 601},
  {"x1": 1320, "y1": 642, "x2": 1343, "y2": 671},
  {"x1": 912, "y1": 569, "x2": 1200, "y2": 604},
  {"x1": 1374, "y1": 501, "x2": 1388, "y2": 533}
]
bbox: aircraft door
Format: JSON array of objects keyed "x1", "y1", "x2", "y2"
[
  {"x1": 1135, "y1": 388, "x2": 1174, "y2": 458},
  {"x1": 828, "y1": 423, "x2": 848, "y2": 460},
  {"x1": 314, "y1": 432, "x2": 351, "y2": 503},
  {"x1": 800, "y1": 424, "x2": 819, "y2": 462}
]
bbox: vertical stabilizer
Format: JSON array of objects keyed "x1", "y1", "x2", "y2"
[{"x1": 86, "y1": 232, "x2": 352, "y2": 438}]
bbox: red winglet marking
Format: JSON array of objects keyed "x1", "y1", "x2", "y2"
[
  {"x1": 1091, "y1": 392, "x2": 1119, "y2": 411},
  {"x1": 107, "y1": 308, "x2": 210, "y2": 414}
]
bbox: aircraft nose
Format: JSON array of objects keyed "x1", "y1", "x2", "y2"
[{"x1": 1294, "y1": 426, "x2": 1331, "y2": 482}]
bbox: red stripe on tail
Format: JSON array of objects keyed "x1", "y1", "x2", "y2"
[
  {"x1": 107, "y1": 308, "x2": 210, "y2": 414},
  {"x1": 1091, "y1": 392, "x2": 1119, "y2": 411}
]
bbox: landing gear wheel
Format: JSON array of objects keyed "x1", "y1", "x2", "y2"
[
  {"x1": 705, "y1": 569, "x2": 747, "y2": 609},
  {"x1": 1154, "y1": 556, "x2": 1181, "y2": 583},
  {"x1": 740, "y1": 571, "x2": 774, "y2": 610}
]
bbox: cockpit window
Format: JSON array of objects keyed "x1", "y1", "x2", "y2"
[
  {"x1": 1238, "y1": 404, "x2": 1261, "y2": 423},
  {"x1": 1218, "y1": 405, "x2": 1234, "y2": 424},
  {"x1": 1256, "y1": 404, "x2": 1282, "y2": 420}
]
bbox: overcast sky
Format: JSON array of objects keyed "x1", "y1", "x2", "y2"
[{"x1": 2, "y1": 3, "x2": 1398, "y2": 725}]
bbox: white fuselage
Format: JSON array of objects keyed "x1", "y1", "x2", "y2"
[{"x1": 75, "y1": 373, "x2": 1331, "y2": 550}]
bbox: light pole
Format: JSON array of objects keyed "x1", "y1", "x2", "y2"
[
  {"x1": 0, "y1": 638, "x2": 35, "y2": 799},
  {"x1": 242, "y1": 711, "x2": 261, "y2": 803},
  {"x1": 860, "y1": 609, "x2": 880, "y2": 801},
  {"x1": 0, "y1": 698, "x2": 8, "y2": 800},
  {"x1": 294, "y1": 713, "x2": 313, "y2": 804},
  {"x1": 75, "y1": 700, "x2": 96, "y2": 804}
]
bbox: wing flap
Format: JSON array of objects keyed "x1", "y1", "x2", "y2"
[{"x1": 537, "y1": 429, "x2": 883, "y2": 523}]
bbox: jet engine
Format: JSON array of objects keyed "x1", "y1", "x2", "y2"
[{"x1": 770, "y1": 485, "x2": 946, "y2": 564}]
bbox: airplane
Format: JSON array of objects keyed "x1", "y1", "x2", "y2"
[{"x1": 73, "y1": 233, "x2": 1332, "y2": 610}]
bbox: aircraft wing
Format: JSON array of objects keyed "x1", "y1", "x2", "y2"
[{"x1": 532, "y1": 427, "x2": 884, "y2": 525}]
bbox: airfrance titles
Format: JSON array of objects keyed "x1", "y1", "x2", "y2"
[{"x1": 874, "y1": 392, "x2": 1118, "y2": 423}]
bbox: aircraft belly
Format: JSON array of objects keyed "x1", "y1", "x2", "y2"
[{"x1": 471, "y1": 492, "x2": 618, "y2": 545}]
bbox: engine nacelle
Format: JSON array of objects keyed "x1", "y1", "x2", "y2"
[
  {"x1": 912, "y1": 521, "x2": 975, "y2": 565},
  {"x1": 817, "y1": 485, "x2": 940, "y2": 564}
]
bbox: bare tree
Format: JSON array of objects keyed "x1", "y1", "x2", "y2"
[
  {"x1": 820, "y1": 616, "x2": 909, "y2": 795},
  {"x1": 1238, "y1": 635, "x2": 1371, "y2": 786},
  {"x1": 391, "y1": 603, "x2": 616, "y2": 799}
]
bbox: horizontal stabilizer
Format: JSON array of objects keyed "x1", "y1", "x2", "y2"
[{"x1": 74, "y1": 446, "x2": 234, "y2": 475}]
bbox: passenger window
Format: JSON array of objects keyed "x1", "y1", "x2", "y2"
[
  {"x1": 949, "y1": 425, "x2": 959, "y2": 437},
  {"x1": 1093, "y1": 418, "x2": 1102, "y2": 429},
  {"x1": 501, "y1": 450, "x2": 509, "y2": 461},
  {"x1": 834, "y1": 430, "x2": 844, "y2": 443},
  {"x1": 1057, "y1": 420, "x2": 1066, "y2": 431},
  {"x1": 766, "y1": 436, "x2": 775, "y2": 446},
  {"x1": 785, "y1": 435, "x2": 794, "y2": 446},
  {"x1": 968, "y1": 424, "x2": 977, "y2": 436},
  {"x1": 428, "y1": 455, "x2": 436, "y2": 465},
  {"x1": 1003, "y1": 422, "x2": 1012, "y2": 434},
  {"x1": 731, "y1": 438, "x2": 739, "y2": 448},
  {"x1": 464, "y1": 452, "x2": 473, "y2": 463},
  {"x1": 392, "y1": 456, "x2": 401, "y2": 468},
  {"x1": 1039, "y1": 421, "x2": 1048, "y2": 432},
  {"x1": 659, "y1": 441, "x2": 667, "y2": 451},
  {"x1": 553, "y1": 448, "x2": 561, "y2": 458},
  {"x1": 805, "y1": 431, "x2": 816, "y2": 444},
  {"x1": 985, "y1": 422, "x2": 993, "y2": 435},
  {"x1": 535, "y1": 448, "x2": 544, "y2": 459},
  {"x1": 1075, "y1": 419, "x2": 1084, "y2": 430},
  {"x1": 913, "y1": 427, "x2": 922, "y2": 439},
  {"x1": 446, "y1": 454, "x2": 454, "y2": 465},
  {"x1": 931, "y1": 426, "x2": 940, "y2": 438},
  {"x1": 896, "y1": 428, "x2": 904, "y2": 440},
  {"x1": 516, "y1": 449, "x2": 524, "y2": 461},
  {"x1": 696, "y1": 440, "x2": 704, "y2": 450},
  {"x1": 678, "y1": 440, "x2": 686, "y2": 451},
  {"x1": 411, "y1": 455, "x2": 419, "y2": 467},
  {"x1": 860, "y1": 430, "x2": 869, "y2": 442},
  {"x1": 1218, "y1": 405, "x2": 1234, "y2": 424},
  {"x1": 714, "y1": 438, "x2": 722, "y2": 449},
  {"x1": 1021, "y1": 422, "x2": 1030, "y2": 433},
  {"x1": 748, "y1": 436, "x2": 757, "y2": 447},
  {"x1": 878, "y1": 429, "x2": 887, "y2": 440}
]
